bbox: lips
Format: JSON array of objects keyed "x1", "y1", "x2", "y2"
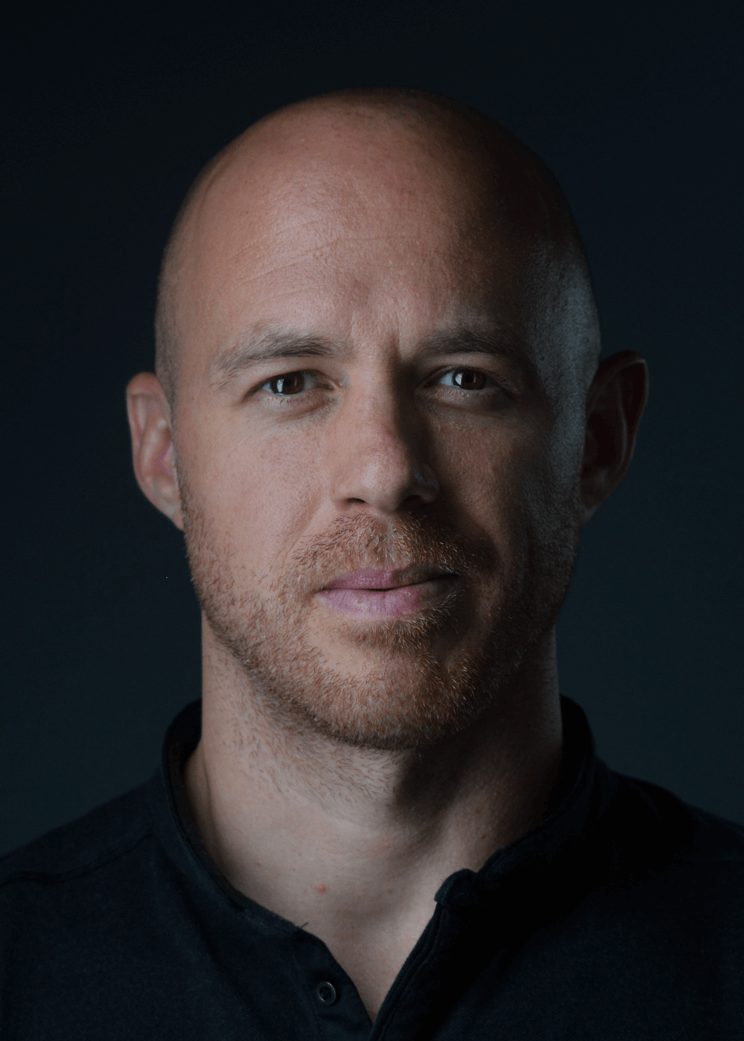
[
  {"x1": 323, "y1": 567, "x2": 455, "y2": 591},
  {"x1": 317, "y1": 567, "x2": 459, "y2": 619}
]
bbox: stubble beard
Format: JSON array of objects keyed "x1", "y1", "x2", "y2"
[{"x1": 180, "y1": 481, "x2": 582, "y2": 752}]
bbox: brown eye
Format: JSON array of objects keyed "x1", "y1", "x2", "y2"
[
  {"x1": 442, "y1": 368, "x2": 490, "y2": 390},
  {"x1": 267, "y1": 372, "x2": 307, "y2": 395},
  {"x1": 454, "y1": 369, "x2": 485, "y2": 390}
]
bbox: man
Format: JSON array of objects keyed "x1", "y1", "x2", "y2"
[{"x1": 1, "y1": 88, "x2": 742, "y2": 1038}]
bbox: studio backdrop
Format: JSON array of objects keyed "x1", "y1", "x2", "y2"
[{"x1": 2, "y1": 0, "x2": 742, "y2": 854}]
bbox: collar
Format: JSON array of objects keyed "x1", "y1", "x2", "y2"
[
  {"x1": 434, "y1": 697, "x2": 616, "y2": 913},
  {"x1": 146, "y1": 695, "x2": 616, "y2": 922}
]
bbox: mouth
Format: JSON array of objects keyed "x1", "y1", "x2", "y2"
[
  {"x1": 317, "y1": 567, "x2": 459, "y2": 619},
  {"x1": 324, "y1": 567, "x2": 456, "y2": 591}
]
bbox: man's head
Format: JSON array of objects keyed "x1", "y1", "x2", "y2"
[
  {"x1": 154, "y1": 89, "x2": 599, "y2": 408},
  {"x1": 127, "y1": 88, "x2": 647, "y2": 750}
]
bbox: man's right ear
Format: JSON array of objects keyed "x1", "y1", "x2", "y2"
[{"x1": 126, "y1": 373, "x2": 184, "y2": 530}]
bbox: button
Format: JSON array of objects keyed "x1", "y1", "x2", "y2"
[{"x1": 315, "y1": 980, "x2": 337, "y2": 1005}]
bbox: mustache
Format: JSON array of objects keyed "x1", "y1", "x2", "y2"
[{"x1": 285, "y1": 514, "x2": 498, "y2": 593}]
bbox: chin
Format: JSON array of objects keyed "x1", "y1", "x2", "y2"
[{"x1": 242, "y1": 637, "x2": 512, "y2": 752}]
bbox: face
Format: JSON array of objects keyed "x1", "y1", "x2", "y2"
[{"x1": 169, "y1": 115, "x2": 588, "y2": 750}]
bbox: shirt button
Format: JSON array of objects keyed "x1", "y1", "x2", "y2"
[{"x1": 315, "y1": 981, "x2": 338, "y2": 1006}]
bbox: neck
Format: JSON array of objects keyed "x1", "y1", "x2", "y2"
[{"x1": 184, "y1": 624, "x2": 563, "y2": 1019}]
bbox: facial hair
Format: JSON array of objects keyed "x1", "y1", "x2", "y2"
[{"x1": 180, "y1": 479, "x2": 582, "y2": 752}]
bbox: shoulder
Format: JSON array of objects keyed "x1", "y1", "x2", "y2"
[
  {"x1": 0, "y1": 780, "x2": 168, "y2": 993},
  {"x1": 0, "y1": 782, "x2": 154, "y2": 899},
  {"x1": 608, "y1": 769, "x2": 744, "y2": 864},
  {"x1": 595, "y1": 768, "x2": 744, "y2": 933}
]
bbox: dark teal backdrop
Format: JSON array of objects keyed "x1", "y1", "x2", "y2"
[{"x1": 2, "y1": 0, "x2": 742, "y2": 854}]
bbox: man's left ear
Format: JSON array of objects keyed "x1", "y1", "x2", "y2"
[{"x1": 580, "y1": 350, "x2": 649, "y2": 523}]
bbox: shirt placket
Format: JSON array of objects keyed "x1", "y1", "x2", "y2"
[{"x1": 291, "y1": 927, "x2": 374, "y2": 1041}]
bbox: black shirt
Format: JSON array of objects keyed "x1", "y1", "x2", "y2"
[{"x1": 1, "y1": 697, "x2": 742, "y2": 1039}]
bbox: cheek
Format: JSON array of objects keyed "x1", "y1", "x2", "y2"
[
  {"x1": 436, "y1": 423, "x2": 579, "y2": 549},
  {"x1": 179, "y1": 416, "x2": 324, "y2": 576}
]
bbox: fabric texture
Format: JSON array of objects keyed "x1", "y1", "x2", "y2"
[{"x1": 1, "y1": 696, "x2": 742, "y2": 1040}]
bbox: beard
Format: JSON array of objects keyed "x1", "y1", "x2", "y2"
[{"x1": 180, "y1": 478, "x2": 582, "y2": 752}]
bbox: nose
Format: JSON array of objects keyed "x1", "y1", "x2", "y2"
[{"x1": 330, "y1": 386, "x2": 440, "y2": 514}]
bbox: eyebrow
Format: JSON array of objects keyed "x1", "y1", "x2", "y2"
[
  {"x1": 211, "y1": 324, "x2": 536, "y2": 389},
  {"x1": 211, "y1": 330, "x2": 340, "y2": 388}
]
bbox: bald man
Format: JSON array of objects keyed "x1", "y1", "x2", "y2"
[{"x1": 2, "y1": 89, "x2": 742, "y2": 1040}]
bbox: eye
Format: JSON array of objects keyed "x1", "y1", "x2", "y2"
[
  {"x1": 437, "y1": 368, "x2": 492, "y2": 391},
  {"x1": 260, "y1": 371, "x2": 315, "y2": 396}
]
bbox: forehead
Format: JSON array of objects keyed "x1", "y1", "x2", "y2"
[{"x1": 172, "y1": 115, "x2": 568, "y2": 378}]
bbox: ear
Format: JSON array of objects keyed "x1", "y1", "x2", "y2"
[
  {"x1": 126, "y1": 372, "x2": 184, "y2": 530},
  {"x1": 581, "y1": 350, "x2": 649, "y2": 523}
]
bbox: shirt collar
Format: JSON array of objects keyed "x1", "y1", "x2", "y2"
[
  {"x1": 434, "y1": 696, "x2": 617, "y2": 911},
  {"x1": 147, "y1": 695, "x2": 616, "y2": 919}
]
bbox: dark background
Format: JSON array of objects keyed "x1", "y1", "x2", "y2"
[{"x1": 2, "y1": 1, "x2": 742, "y2": 855}]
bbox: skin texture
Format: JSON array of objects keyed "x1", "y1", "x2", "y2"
[{"x1": 126, "y1": 90, "x2": 648, "y2": 1018}]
